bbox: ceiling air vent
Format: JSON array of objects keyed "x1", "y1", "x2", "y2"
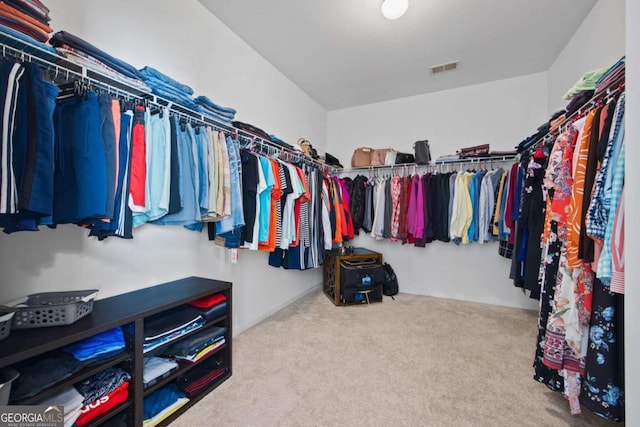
[{"x1": 431, "y1": 61, "x2": 459, "y2": 74}]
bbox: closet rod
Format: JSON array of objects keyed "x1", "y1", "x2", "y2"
[
  {"x1": 342, "y1": 155, "x2": 516, "y2": 174},
  {"x1": 525, "y1": 74, "x2": 625, "y2": 154},
  {"x1": 0, "y1": 32, "x2": 336, "y2": 174}
]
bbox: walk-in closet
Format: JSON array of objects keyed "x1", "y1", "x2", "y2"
[{"x1": 0, "y1": 0, "x2": 636, "y2": 425}]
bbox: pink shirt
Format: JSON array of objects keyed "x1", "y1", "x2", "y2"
[
  {"x1": 407, "y1": 175, "x2": 419, "y2": 235},
  {"x1": 610, "y1": 189, "x2": 624, "y2": 294}
]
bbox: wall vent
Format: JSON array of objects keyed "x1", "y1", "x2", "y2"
[{"x1": 431, "y1": 61, "x2": 459, "y2": 74}]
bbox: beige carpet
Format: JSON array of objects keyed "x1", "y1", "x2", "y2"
[{"x1": 170, "y1": 290, "x2": 619, "y2": 427}]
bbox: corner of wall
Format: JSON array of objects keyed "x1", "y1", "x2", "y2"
[
  {"x1": 232, "y1": 282, "x2": 322, "y2": 336},
  {"x1": 546, "y1": 0, "x2": 626, "y2": 114}
]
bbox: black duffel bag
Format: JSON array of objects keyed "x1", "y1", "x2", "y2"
[{"x1": 395, "y1": 152, "x2": 415, "y2": 164}]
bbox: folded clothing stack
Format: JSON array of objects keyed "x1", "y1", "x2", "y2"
[
  {"x1": 10, "y1": 353, "x2": 89, "y2": 402},
  {"x1": 75, "y1": 367, "x2": 131, "y2": 406},
  {"x1": 188, "y1": 292, "x2": 227, "y2": 321},
  {"x1": 194, "y1": 96, "x2": 236, "y2": 124},
  {"x1": 143, "y1": 357, "x2": 179, "y2": 388},
  {"x1": 143, "y1": 384, "x2": 189, "y2": 427},
  {"x1": 566, "y1": 90, "x2": 593, "y2": 116},
  {"x1": 55, "y1": 44, "x2": 151, "y2": 93},
  {"x1": 139, "y1": 66, "x2": 200, "y2": 112},
  {"x1": 63, "y1": 327, "x2": 126, "y2": 362},
  {"x1": 143, "y1": 305, "x2": 205, "y2": 353},
  {"x1": 50, "y1": 31, "x2": 145, "y2": 83},
  {"x1": 563, "y1": 66, "x2": 609, "y2": 101},
  {"x1": 75, "y1": 381, "x2": 130, "y2": 427},
  {"x1": 35, "y1": 386, "x2": 84, "y2": 427},
  {"x1": 595, "y1": 56, "x2": 625, "y2": 96},
  {"x1": 176, "y1": 357, "x2": 226, "y2": 398},
  {"x1": 0, "y1": 1, "x2": 52, "y2": 43},
  {"x1": 163, "y1": 326, "x2": 226, "y2": 363},
  {"x1": 458, "y1": 144, "x2": 490, "y2": 159},
  {"x1": 435, "y1": 154, "x2": 460, "y2": 163},
  {"x1": 487, "y1": 150, "x2": 517, "y2": 157}
]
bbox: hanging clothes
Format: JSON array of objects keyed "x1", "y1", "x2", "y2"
[{"x1": 527, "y1": 85, "x2": 626, "y2": 420}]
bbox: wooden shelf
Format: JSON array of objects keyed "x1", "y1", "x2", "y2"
[
  {"x1": 0, "y1": 277, "x2": 232, "y2": 427},
  {"x1": 0, "y1": 277, "x2": 230, "y2": 368},
  {"x1": 142, "y1": 315, "x2": 227, "y2": 356},
  {"x1": 153, "y1": 371, "x2": 232, "y2": 427},
  {"x1": 143, "y1": 343, "x2": 227, "y2": 397},
  {"x1": 17, "y1": 352, "x2": 132, "y2": 405},
  {"x1": 83, "y1": 400, "x2": 132, "y2": 427}
]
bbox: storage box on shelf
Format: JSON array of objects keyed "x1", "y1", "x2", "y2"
[
  {"x1": 323, "y1": 248, "x2": 384, "y2": 306},
  {"x1": 0, "y1": 277, "x2": 232, "y2": 427},
  {"x1": 0, "y1": 312, "x2": 14, "y2": 341},
  {"x1": 10, "y1": 289, "x2": 99, "y2": 329}
]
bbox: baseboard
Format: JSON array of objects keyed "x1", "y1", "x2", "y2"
[{"x1": 233, "y1": 282, "x2": 322, "y2": 336}]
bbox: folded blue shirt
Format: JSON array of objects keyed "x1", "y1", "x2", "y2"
[
  {"x1": 194, "y1": 96, "x2": 236, "y2": 118},
  {"x1": 143, "y1": 384, "x2": 186, "y2": 420},
  {"x1": 63, "y1": 327, "x2": 125, "y2": 362}
]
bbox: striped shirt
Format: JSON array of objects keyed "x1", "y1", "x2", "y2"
[
  {"x1": 597, "y1": 140, "x2": 625, "y2": 285},
  {"x1": 586, "y1": 93, "x2": 625, "y2": 240}
]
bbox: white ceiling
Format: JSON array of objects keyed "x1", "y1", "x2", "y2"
[{"x1": 199, "y1": 0, "x2": 597, "y2": 111}]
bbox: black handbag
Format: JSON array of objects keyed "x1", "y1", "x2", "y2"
[
  {"x1": 414, "y1": 140, "x2": 431, "y2": 164},
  {"x1": 395, "y1": 152, "x2": 415, "y2": 164}
]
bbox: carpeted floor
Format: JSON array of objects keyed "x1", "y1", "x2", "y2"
[{"x1": 170, "y1": 290, "x2": 620, "y2": 426}]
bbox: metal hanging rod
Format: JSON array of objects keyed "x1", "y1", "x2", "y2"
[
  {"x1": 525, "y1": 74, "x2": 625, "y2": 154},
  {"x1": 342, "y1": 155, "x2": 516, "y2": 174},
  {"x1": 0, "y1": 32, "x2": 336, "y2": 174}
]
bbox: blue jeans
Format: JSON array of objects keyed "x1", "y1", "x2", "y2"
[
  {"x1": 140, "y1": 66, "x2": 194, "y2": 95},
  {"x1": 143, "y1": 78, "x2": 201, "y2": 112},
  {"x1": 194, "y1": 96, "x2": 236, "y2": 118},
  {"x1": 152, "y1": 117, "x2": 201, "y2": 229},
  {"x1": 200, "y1": 107, "x2": 233, "y2": 124},
  {"x1": 215, "y1": 138, "x2": 244, "y2": 234}
]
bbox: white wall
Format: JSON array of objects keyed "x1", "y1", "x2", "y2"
[
  {"x1": 624, "y1": 0, "x2": 638, "y2": 423},
  {"x1": 0, "y1": 0, "x2": 327, "y2": 335},
  {"x1": 546, "y1": 0, "x2": 626, "y2": 114},
  {"x1": 327, "y1": 73, "x2": 549, "y2": 310}
]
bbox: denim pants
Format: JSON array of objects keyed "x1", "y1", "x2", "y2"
[
  {"x1": 152, "y1": 117, "x2": 200, "y2": 229},
  {"x1": 142, "y1": 77, "x2": 201, "y2": 112},
  {"x1": 215, "y1": 137, "x2": 244, "y2": 234},
  {"x1": 194, "y1": 95, "x2": 236, "y2": 118},
  {"x1": 140, "y1": 66, "x2": 194, "y2": 95}
]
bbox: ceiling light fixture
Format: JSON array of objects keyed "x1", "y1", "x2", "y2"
[{"x1": 381, "y1": 0, "x2": 409, "y2": 20}]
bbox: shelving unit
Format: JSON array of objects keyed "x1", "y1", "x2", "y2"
[
  {"x1": 0, "y1": 276, "x2": 232, "y2": 427},
  {"x1": 340, "y1": 155, "x2": 518, "y2": 174}
]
